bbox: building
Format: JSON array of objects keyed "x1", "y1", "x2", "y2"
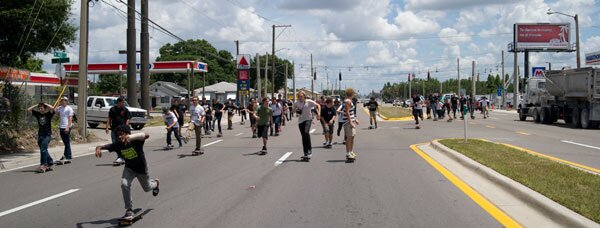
[
  {"x1": 296, "y1": 87, "x2": 320, "y2": 99},
  {"x1": 194, "y1": 81, "x2": 238, "y2": 102},
  {"x1": 149, "y1": 81, "x2": 188, "y2": 108}
]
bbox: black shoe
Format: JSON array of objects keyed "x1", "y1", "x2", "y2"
[{"x1": 152, "y1": 179, "x2": 160, "y2": 196}]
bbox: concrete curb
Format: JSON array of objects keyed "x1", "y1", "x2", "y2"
[{"x1": 430, "y1": 140, "x2": 600, "y2": 228}]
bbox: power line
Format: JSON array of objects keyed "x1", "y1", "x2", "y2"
[{"x1": 18, "y1": 0, "x2": 46, "y2": 58}]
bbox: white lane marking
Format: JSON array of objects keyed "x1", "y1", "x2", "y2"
[
  {"x1": 202, "y1": 140, "x2": 223, "y2": 148},
  {"x1": 562, "y1": 140, "x2": 600, "y2": 150},
  {"x1": 0, "y1": 189, "x2": 80, "y2": 217},
  {"x1": 274, "y1": 152, "x2": 293, "y2": 166},
  {"x1": 515, "y1": 131, "x2": 530, "y2": 135},
  {"x1": 0, "y1": 147, "x2": 97, "y2": 174},
  {"x1": 235, "y1": 133, "x2": 243, "y2": 136},
  {"x1": 309, "y1": 129, "x2": 316, "y2": 134}
]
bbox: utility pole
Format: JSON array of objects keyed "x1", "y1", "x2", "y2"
[
  {"x1": 272, "y1": 24, "x2": 291, "y2": 99},
  {"x1": 472, "y1": 61, "x2": 476, "y2": 98},
  {"x1": 77, "y1": 0, "x2": 89, "y2": 138},
  {"x1": 501, "y1": 50, "x2": 506, "y2": 109},
  {"x1": 409, "y1": 73, "x2": 412, "y2": 99},
  {"x1": 293, "y1": 61, "x2": 296, "y2": 103},
  {"x1": 338, "y1": 71, "x2": 341, "y2": 96},
  {"x1": 126, "y1": 0, "x2": 138, "y2": 107},
  {"x1": 457, "y1": 58, "x2": 461, "y2": 96},
  {"x1": 284, "y1": 63, "x2": 288, "y2": 101},
  {"x1": 140, "y1": 0, "x2": 149, "y2": 115},
  {"x1": 264, "y1": 52, "x2": 268, "y2": 98},
  {"x1": 513, "y1": 51, "x2": 519, "y2": 109},
  {"x1": 310, "y1": 53, "x2": 314, "y2": 99},
  {"x1": 235, "y1": 40, "x2": 240, "y2": 105},
  {"x1": 256, "y1": 53, "x2": 261, "y2": 101}
]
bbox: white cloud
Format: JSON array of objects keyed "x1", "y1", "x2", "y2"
[
  {"x1": 438, "y1": 28, "x2": 471, "y2": 45},
  {"x1": 405, "y1": 0, "x2": 523, "y2": 11}
]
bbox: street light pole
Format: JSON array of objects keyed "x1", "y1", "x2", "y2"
[{"x1": 547, "y1": 9, "x2": 580, "y2": 68}]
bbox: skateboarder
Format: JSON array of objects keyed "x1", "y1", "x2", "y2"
[
  {"x1": 162, "y1": 107, "x2": 182, "y2": 148},
  {"x1": 212, "y1": 98, "x2": 224, "y2": 137},
  {"x1": 55, "y1": 97, "x2": 74, "y2": 163},
  {"x1": 94, "y1": 125, "x2": 159, "y2": 220},
  {"x1": 226, "y1": 99, "x2": 236, "y2": 130},
  {"x1": 366, "y1": 97, "x2": 379, "y2": 129},
  {"x1": 28, "y1": 102, "x2": 55, "y2": 172},
  {"x1": 320, "y1": 97, "x2": 336, "y2": 148},
  {"x1": 106, "y1": 97, "x2": 130, "y2": 165},
  {"x1": 341, "y1": 88, "x2": 359, "y2": 160},
  {"x1": 247, "y1": 98, "x2": 258, "y2": 138},
  {"x1": 293, "y1": 91, "x2": 320, "y2": 159},
  {"x1": 412, "y1": 94, "x2": 423, "y2": 129},
  {"x1": 189, "y1": 97, "x2": 206, "y2": 154},
  {"x1": 255, "y1": 98, "x2": 273, "y2": 154}
]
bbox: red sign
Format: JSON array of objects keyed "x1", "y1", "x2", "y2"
[
  {"x1": 515, "y1": 23, "x2": 570, "y2": 51},
  {"x1": 0, "y1": 67, "x2": 30, "y2": 81},
  {"x1": 63, "y1": 61, "x2": 207, "y2": 74},
  {"x1": 238, "y1": 70, "x2": 249, "y2": 80}
]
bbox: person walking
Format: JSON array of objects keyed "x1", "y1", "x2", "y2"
[
  {"x1": 451, "y1": 94, "x2": 458, "y2": 119},
  {"x1": 94, "y1": 125, "x2": 160, "y2": 220},
  {"x1": 255, "y1": 98, "x2": 273, "y2": 154},
  {"x1": 212, "y1": 98, "x2": 224, "y2": 137},
  {"x1": 335, "y1": 97, "x2": 346, "y2": 144},
  {"x1": 175, "y1": 98, "x2": 188, "y2": 138},
  {"x1": 286, "y1": 99, "x2": 293, "y2": 120},
  {"x1": 480, "y1": 97, "x2": 490, "y2": 119},
  {"x1": 247, "y1": 98, "x2": 258, "y2": 138},
  {"x1": 459, "y1": 95, "x2": 467, "y2": 120},
  {"x1": 201, "y1": 97, "x2": 213, "y2": 135},
  {"x1": 162, "y1": 107, "x2": 182, "y2": 148},
  {"x1": 412, "y1": 94, "x2": 423, "y2": 129},
  {"x1": 293, "y1": 91, "x2": 320, "y2": 159},
  {"x1": 366, "y1": 97, "x2": 379, "y2": 129},
  {"x1": 189, "y1": 97, "x2": 206, "y2": 154},
  {"x1": 239, "y1": 101, "x2": 247, "y2": 125},
  {"x1": 55, "y1": 97, "x2": 74, "y2": 163},
  {"x1": 28, "y1": 103, "x2": 55, "y2": 172},
  {"x1": 320, "y1": 97, "x2": 336, "y2": 148},
  {"x1": 342, "y1": 88, "x2": 359, "y2": 160},
  {"x1": 226, "y1": 99, "x2": 236, "y2": 130},
  {"x1": 106, "y1": 97, "x2": 130, "y2": 165},
  {"x1": 277, "y1": 94, "x2": 287, "y2": 126},
  {"x1": 270, "y1": 97, "x2": 283, "y2": 136}
]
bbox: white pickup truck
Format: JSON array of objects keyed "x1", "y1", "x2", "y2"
[{"x1": 73, "y1": 96, "x2": 148, "y2": 130}]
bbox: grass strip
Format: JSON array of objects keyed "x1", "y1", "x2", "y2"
[
  {"x1": 439, "y1": 139, "x2": 600, "y2": 223},
  {"x1": 377, "y1": 107, "x2": 412, "y2": 119}
]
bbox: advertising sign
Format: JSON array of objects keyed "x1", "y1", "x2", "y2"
[
  {"x1": 0, "y1": 67, "x2": 30, "y2": 81},
  {"x1": 236, "y1": 54, "x2": 251, "y2": 70},
  {"x1": 238, "y1": 79, "x2": 249, "y2": 91},
  {"x1": 532, "y1": 67, "x2": 546, "y2": 78},
  {"x1": 586, "y1": 51, "x2": 600, "y2": 65},
  {"x1": 515, "y1": 23, "x2": 571, "y2": 51},
  {"x1": 238, "y1": 70, "x2": 249, "y2": 80}
]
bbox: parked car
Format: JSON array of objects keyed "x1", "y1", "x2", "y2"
[{"x1": 72, "y1": 96, "x2": 148, "y2": 130}]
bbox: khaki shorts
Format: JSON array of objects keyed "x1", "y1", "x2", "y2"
[{"x1": 343, "y1": 122, "x2": 356, "y2": 138}]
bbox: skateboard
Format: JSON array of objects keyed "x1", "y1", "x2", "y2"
[
  {"x1": 118, "y1": 211, "x2": 143, "y2": 227},
  {"x1": 55, "y1": 160, "x2": 71, "y2": 165},
  {"x1": 191, "y1": 150, "x2": 204, "y2": 156},
  {"x1": 415, "y1": 125, "x2": 420, "y2": 129},
  {"x1": 300, "y1": 156, "x2": 311, "y2": 162},
  {"x1": 346, "y1": 157, "x2": 355, "y2": 163},
  {"x1": 36, "y1": 166, "x2": 54, "y2": 173},
  {"x1": 368, "y1": 125, "x2": 375, "y2": 129},
  {"x1": 163, "y1": 146, "x2": 174, "y2": 151},
  {"x1": 113, "y1": 161, "x2": 125, "y2": 166},
  {"x1": 259, "y1": 150, "x2": 267, "y2": 155}
]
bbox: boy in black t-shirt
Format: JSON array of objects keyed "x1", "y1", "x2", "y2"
[
  {"x1": 95, "y1": 125, "x2": 159, "y2": 220},
  {"x1": 212, "y1": 98, "x2": 224, "y2": 137},
  {"x1": 28, "y1": 103, "x2": 56, "y2": 172},
  {"x1": 225, "y1": 99, "x2": 236, "y2": 130},
  {"x1": 320, "y1": 98, "x2": 337, "y2": 148},
  {"x1": 367, "y1": 97, "x2": 379, "y2": 129}
]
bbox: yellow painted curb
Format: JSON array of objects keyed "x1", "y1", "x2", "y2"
[
  {"x1": 499, "y1": 143, "x2": 600, "y2": 175},
  {"x1": 362, "y1": 107, "x2": 413, "y2": 121},
  {"x1": 410, "y1": 143, "x2": 522, "y2": 228}
]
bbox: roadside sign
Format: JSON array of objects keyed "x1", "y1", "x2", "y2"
[
  {"x1": 532, "y1": 67, "x2": 545, "y2": 78},
  {"x1": 497, "y1": 88, "x2": 502, "y2": 96},
  {"x1": 237, "y1": 54, "x2": 251, "y2": 70},
  {"x1": 53, "y1": 51, "x2": 67, "y2": 58},
  {"x1": 586, "y1": 51, "x2": 600, "y2": 65},
  {"x1": 238, "y1": 69, "x2": 249, "y2": 80},
  {"x1": 51, "y1": 57, "x2": 70, "y2": 64},
  {"x1": 238, "y1": 79, "x2": 249, "y2": 91}
]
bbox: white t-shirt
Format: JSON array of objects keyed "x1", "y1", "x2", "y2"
[
  {"x1": 294, "y1": 99, "x2": 318, "y2": 123},
  {"x1": 57, "y1": 105, "x2": 74, "y2": 129},
  {"x1": 190, "y1": 104, "x2": 206, "y2": 126},
  {"x1": 163, "y1": 112, "x2": 179, "y2": 128},
  {"x1": 271, "y1": 103, "x2": 282, "y2": 116}
]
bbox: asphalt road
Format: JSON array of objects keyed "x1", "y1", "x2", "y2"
[{"x1": 0, "y1": 105, "x2": 597, "y2": 227}]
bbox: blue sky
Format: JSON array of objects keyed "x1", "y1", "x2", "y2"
[{"x1": 39, "y1": 0, "x2": 600, "y2": 95}]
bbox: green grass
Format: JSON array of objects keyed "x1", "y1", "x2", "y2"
[
  {"x1": 377, "y1": 107, "x2": 413, "y2": 119},
  {"x1": 439, "y1": 139, "x2": 600, "y2": 223}
]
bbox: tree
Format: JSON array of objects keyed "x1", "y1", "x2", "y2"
[
  {"x1": 248, "y1": 54, "x2": 294, "y2": 96},
  {"x1": 96, "y1": 74, "x2": 126, "y2": 95},
  {"x1": 0, "y1": 0, "x2": 77, "y2": 68}
]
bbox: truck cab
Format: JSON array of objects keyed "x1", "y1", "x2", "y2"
[{"x1": 81, "y1": 96, "x2": 148, "y2": 130}]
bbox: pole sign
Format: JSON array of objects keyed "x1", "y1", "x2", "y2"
[
  {"x1": 586, "y1": 51, "x2": 600, "y2": 65},
  {"x1": 236, "y1": 54, "x2": 251, "y2": 70},
  {"x1": 532, "y1": 66, "x2": 546, "y2": 78},
  {"x1": 497, "y1": 86, "x2": 502, "y2": 96},
  {"x1": 514, "y1": 23, "x2": 571, "y2": 51},
  {"x1": 238, "y1": 79, "x2": 250, "y2": 90}
]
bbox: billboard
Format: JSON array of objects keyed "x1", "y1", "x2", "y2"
[
  {"x1": 586, "y1": 51, "x2": 600, "y2": 65},
  {"x1": 514, "y1": 23, "x2": 571, "y2": 51},
  {"x1": 532, "y1": 67, "x2": 546, "y2": 78}
]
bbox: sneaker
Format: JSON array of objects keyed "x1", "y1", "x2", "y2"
[
  {"x1": 123, "y1": 209, "x2": 135, "y2": 220},
  {"x1": 342, "y1": 140, "x2": 346, "y2": 145},
  {"x1": 59, "y1": 156, "x2": 67, "y2": 162},
  {"x1": 252, "y1": 134, "x2": 257, "y2": 138},
  {"x1": 217, "y1": 133, "x2": 223, "y2": 137},
  {"x1": 183, "y1": 137, "x2": 189, "y2": 144},
  {"x1": 168, "y1": 144, "x2": 175, "y2": 148},
  {"x1": 323, "y1": 142, "x2": 328, "y2": 146},
  {"x1": 307, "y1": 151, "x2": 312, "y2": 157},
  {"x1": 114, "y1": 157, "x2": 125, "y2": 164},
  {"x1": 152, "y1": 179, "x2": 160, "y2": 196},
  {"x1": 275, "y1": 133, "x2": 279, "y2": 136}
]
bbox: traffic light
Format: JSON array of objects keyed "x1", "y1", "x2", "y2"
[
  {"x1": 427, "y1": 71, "x2": 431, "y2": 80},
  {"x1": 314, "y1": 71, "x2": 317, "y2": 80},
  {"x1": 339, "y1": 72, "x2": 342, "y2": 81}
]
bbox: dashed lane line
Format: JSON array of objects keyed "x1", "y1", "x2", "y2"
[
  {"x1": 202, "y1": 140, "x2": 223, "y2": 147},
  {"x1": 274, "y1": 152, "x2": 293, "y2": 166},
  {"x1": 0, "y1": 189, "x2": 80, "y2": 217}
]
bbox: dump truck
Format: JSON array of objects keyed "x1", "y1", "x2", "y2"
[{"x1": 518, "y1": 67, "x2": 600, "y2": 129}]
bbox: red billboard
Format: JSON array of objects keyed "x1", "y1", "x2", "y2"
[{"x1": 515, "y1": 23, "x2": 571, "y2": 51}]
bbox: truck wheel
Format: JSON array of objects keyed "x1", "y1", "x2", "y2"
[
  {"x1": 88, "y1": 122, "x2": 99, "y2": 128},
  {"x1": 540, "y1": 107, "x2": 550, "y2": 124},
  {"x1": 519, "y1": 109, "x2": 527, "y2": 121},
  {"x1": 570, "y1": 108, "x2": 582, "y2": 128},
  {"x1": 581, "y1": 108, "x2": 591, "y2": 129},
  {"x1": 590, "y1": 121, "x2": 600, "y2": 129},
  {"x1": 533, "y1": 108, "x2": 541, "y2": 123},
  {"x1": 131, "y1": 124, "x2": 144, "y2": 130}
]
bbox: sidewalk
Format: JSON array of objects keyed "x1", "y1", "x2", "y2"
[{"x1": 0, "y1": 113, "x2": 250, "y2": 172}]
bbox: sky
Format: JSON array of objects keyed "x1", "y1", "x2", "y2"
[{"x1": 38, "y1": 0, "x2": 600, "y2": 95}]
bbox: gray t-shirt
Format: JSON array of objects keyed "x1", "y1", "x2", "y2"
[{"x1": 294, "y1": 99, "x2": 318, "y2": 123}]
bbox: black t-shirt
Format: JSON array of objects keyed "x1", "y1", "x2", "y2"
[
  {"x1": 108, "y1": 106, "x2": 131, "y2": 130},
  {"x1": 226, "y1": 103, "x2": 236, "y2": 114},
  {"x1": 178, "y1": 104, "x2": 188, "y2": 115},
  {"x1": 247, "y1": 103, "x2": 256, "y2": 119},
  {"x1": 451, "y1": 97, "x2": 458, "y2": 106},
  {"x1": 287, "y1": 101, "x2": 293, "y2": 109},
  {"x1": 213, "y1": 102, "x2": 224, "y2": 114},
  {"x1": 459, "y1": 97, "x2": 467, "y2": 106},
  {"x1": 107, "y1": 140, "x2": 148, "y2": 174},
  {"x1": 320, "y1": 106, "x2": 336, "y2": 122},
  {"x1": 32, "y1": 110, "x2": 55, "y2": 136},
  {"x1": 367, "y1": 100, "x2": 378, "y2": 111}
]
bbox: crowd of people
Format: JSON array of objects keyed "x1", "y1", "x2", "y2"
[{"x1": 410, "y1": 93, "x2": 491, "y2": 129}]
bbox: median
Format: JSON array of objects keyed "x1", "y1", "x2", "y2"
[
  {"x1": 438, "y1": 139, "x2": 600, "y2": 224},
  {"x1": 374, "y1": 107, "x2": 413, "y2": 120}
]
